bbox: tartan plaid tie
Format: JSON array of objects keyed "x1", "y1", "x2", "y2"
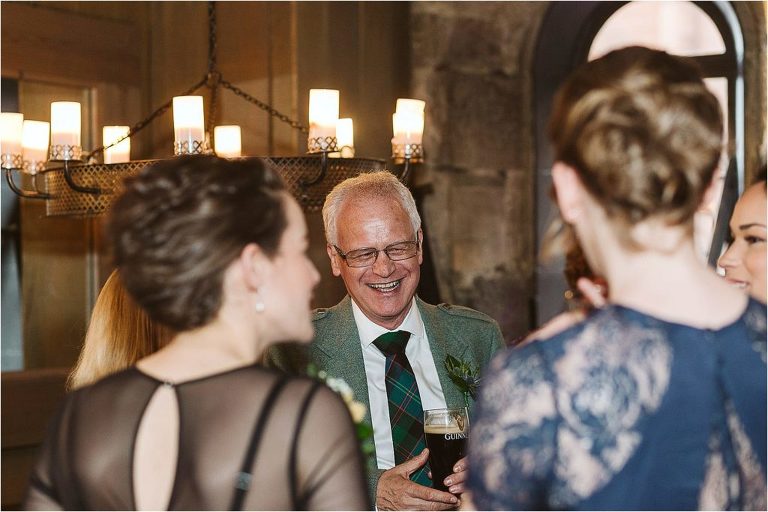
[{"x1": 373, "y1": 330, "x2": 432, "y2": 487}]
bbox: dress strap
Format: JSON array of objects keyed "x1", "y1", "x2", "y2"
[
  {"x1": 229, "y1": 375, "x2": 289, "y2": 511},
  {"x1": 289, "y1": 381, "x2": 323, "y2": 509}
]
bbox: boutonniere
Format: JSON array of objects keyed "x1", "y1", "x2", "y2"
[
  {"x1": 307, "y1": 364, "x2": 375, "y2": 457},
  {"x1": 444, "y1": 354, "x2": 481, "y2": 408}
]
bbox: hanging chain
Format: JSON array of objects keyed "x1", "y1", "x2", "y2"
[
  {"x1": 207, "y1": 1, "x2": 218, "y2": 77},
  {"x1": 86, "y1": 0, "x2": 306, "y2": 162},
  {"x1": 205, "y1": 0, "x2": 306, "y2": 133},
  {"x1": 205, "y1": 1, "x2": 219, "y2": 136},
  {"x1": 219, "y1": 79, "x2": 308, "y2": 134}
]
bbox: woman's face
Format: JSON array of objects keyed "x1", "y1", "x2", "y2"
[
  {"x1": 260, "y1": 195, "x2": 321, "y2": 343},
  {"x1": 718, "y1": 182, "x2": 767, "y2": 303}
]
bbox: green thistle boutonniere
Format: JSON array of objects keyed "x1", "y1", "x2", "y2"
[
  {"x1": 307, "y1": 364, "x2": 375, "y2": 457},
  {"x1": 444, "y1": 354, "x2": 481, "y2": 408}
]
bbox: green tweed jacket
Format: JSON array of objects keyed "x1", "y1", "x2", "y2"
[{"x1": 265, "y1": 295, "x2": 504, "y2": 503}]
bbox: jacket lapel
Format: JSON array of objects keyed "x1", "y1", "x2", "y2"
[
  {"x1": 417, "y1": 297, "x2": 469, "y2": 410},
  {"x1": 312, "y1": 296, "x2": 374, "y2": 426}
]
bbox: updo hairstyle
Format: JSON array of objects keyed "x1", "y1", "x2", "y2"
[
  {"x1": 549, "y1": 46, "x2": 724, "y2": 242},
  {"x1": 109, "y1": 156, "x2": 287, "y2": 331}
]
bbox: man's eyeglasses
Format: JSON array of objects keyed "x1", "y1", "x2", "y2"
[{"x1": 333, "y1": 239, "x2": 420, "y2": 268}]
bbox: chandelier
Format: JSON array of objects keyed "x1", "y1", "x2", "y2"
[{"x1": 0, "y1": 2, "x2": 425, "y2": 216}]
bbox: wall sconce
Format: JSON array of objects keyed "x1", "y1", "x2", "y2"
[
  {"x1": 173, "y1": 96, "x2": 206, "y2": 155},
  {"x1": 102, "y1": 126, "x2": 131, "y2": 164},
  {"x1": 213, "y1": 125, "x2": 242, "y2": 158}
]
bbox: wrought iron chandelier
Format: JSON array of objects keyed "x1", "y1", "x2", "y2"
[{"x1": 1, "y1": 2, "x2": 425, "y2": 216}]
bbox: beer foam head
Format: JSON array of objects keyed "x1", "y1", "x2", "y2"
[{"x1": 424, "y1": 424, "x2": 466, "y2": 435}]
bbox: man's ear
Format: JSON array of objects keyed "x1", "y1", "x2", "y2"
[
  {"x1": 552, "y1": 161, "x2": 585, "y2": 224},
  {"x1": 417, "y1": 228, "x2": 424, "y2": 265},
  {"x1": 326, "y1": 243, "x2": 342, "y2": 277}
]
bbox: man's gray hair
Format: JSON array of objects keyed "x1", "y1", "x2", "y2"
[{"x1": 322, "y1": 171, "x2": 421, "y2": 245}]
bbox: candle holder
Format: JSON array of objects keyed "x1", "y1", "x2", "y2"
[
  {"x1": 392, "y1": 142, "x2": 424, "y2": 182},
  {"x1": 173, "y1": 139, "x2": 209, "y2": 156},
  {"x1": 23, "y1": 160, "x2": 47, "y2": 175},
  {"x1": 392, "y1": 142, "x2": 424, "y2": 164},
  {"x1": 4, "y1": 165, "x2": 52, "y2": 199},
  {"x1": 307, "y1": 135, "x2": 339, "y2": 154},
  {"x1": 41, "y1": 156, "x2": 387, "y2": 216},
  {"x1": 44, "y1": 160, "x2": 153, "y2": 216},
  {"x1": 299, "y1": 150, "x2": 333, "y2": 189},
  {"x1": 48, "y1": 144, "x2": 106, "y2": 195},
  {"x1": 1, "y1": 152, "x2": 23, "y2": 170},
  {"x1": 7, "y1": 3, "x2": 408, "y2": 216},
  {"x1": 49, "y1": 144, "x2": 83, "y2": 162}
]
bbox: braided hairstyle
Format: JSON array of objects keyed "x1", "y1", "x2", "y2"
[
  {"x1": 109, "y1": 156, "x2": 287, "y2": 331},
  {"x1": 549, "y1": 46, "x2": 724, "y2": 245}
]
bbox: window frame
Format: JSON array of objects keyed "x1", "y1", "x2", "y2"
[{"x1": 532, "y1": 0, "x2": 745, "y2": 325}]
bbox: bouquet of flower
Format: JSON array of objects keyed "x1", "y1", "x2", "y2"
[{"x1": 307, "y1": 364, "x2": 375, "y2": 457}]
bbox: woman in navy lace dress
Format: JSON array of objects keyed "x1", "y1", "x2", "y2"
[{"x1": 468, "y1": 47, "x2": 766, "y2": 510}]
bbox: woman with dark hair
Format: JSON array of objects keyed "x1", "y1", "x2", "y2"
[
  {"x1": 718, "y1": 171, "x2": 767, "y2": 303},
  {"x1": 468, "y1": 47, "x2": 766, "y2": 510},
  {"x1": 25, "y1": 156, "x2": 370, "y2": 510}
]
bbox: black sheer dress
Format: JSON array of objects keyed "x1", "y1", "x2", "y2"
[{"x1": 24, "y1": 365, "x2": 370, "y2": 510}]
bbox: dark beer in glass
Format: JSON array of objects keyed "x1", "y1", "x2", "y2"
[{"x1": 424, "y1": 407, "x2": 469, "y2": 492}]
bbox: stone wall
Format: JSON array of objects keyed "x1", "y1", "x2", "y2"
[{"x1": 411, "y1": 2, "x2": 548, "y2": 342}]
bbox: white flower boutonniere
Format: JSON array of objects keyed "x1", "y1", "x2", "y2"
[{"x1": 307, "y1": 364, "x2": 375, "y2": 457}]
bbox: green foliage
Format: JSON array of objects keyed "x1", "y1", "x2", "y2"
[{"x1": 444, "y1": 354, "x2": 481, "y2": 407}]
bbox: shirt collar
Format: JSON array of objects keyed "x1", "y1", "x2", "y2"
[{"x1": 351, "y1": 297, "x2": 423, "y2": 348}]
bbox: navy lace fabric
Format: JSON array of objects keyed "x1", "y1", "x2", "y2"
[{"x1": 469, "y1": 299, "x2": 767, "y2": 510}]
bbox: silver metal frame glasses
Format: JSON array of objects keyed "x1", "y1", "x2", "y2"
[{"x1": 333, "y1": 239, "x2": 420, "y2": 268}]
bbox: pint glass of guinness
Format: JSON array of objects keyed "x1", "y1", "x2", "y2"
[{"x1": 423, "y1": 407, "x2": 469, "y2": 492}]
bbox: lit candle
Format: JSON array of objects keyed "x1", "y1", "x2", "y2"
[
  {"x1": 50, "y1": 102, "x2": 81, "y2": 147},
  {"x1": 392, "y1": 111, "x2": 425, "y2": 145},
  {"x1": 172, "y1": 96, "x2": 205, "y2": 151},
  {"x1": 393, "y1": 98, "x2": 425, "y2": 145},
  {"x1": 103, "y1": 126, "x2": 131, "y2": 164},
  {"x1": 308, "y1": 89, "x2": 339, "y2": 140},
  {"x1": 336, "y1": 118, "x2": 354, "y2": 158},
  {"x1": 396, "y1": 99, "x2": 426, "y2": 117},
  {"x1": 1, "y1": 112, "x2": 24, "y2": 158},
  {"x1": 214, "y1": 125, "x2": 242, "y2": 158},
  {"x1": 22, "y1": 120, "x2": 50, "y2": 170}
]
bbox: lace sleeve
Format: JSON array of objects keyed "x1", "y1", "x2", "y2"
[
  {"x1": 294, "y1": 384, "x2": 371, "y2": 510},
  {"x1": 468, "y1": 344, "x2": 558, "y2": 510}
]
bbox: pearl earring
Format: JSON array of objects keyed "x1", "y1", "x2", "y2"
[{"x1": 255, "y1": 302, "x2": 265, "y2": 313}]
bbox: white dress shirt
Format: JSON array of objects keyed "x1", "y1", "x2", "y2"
[{"x1": 351, "y1": 298, "x2": 447, "y2": 470}]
